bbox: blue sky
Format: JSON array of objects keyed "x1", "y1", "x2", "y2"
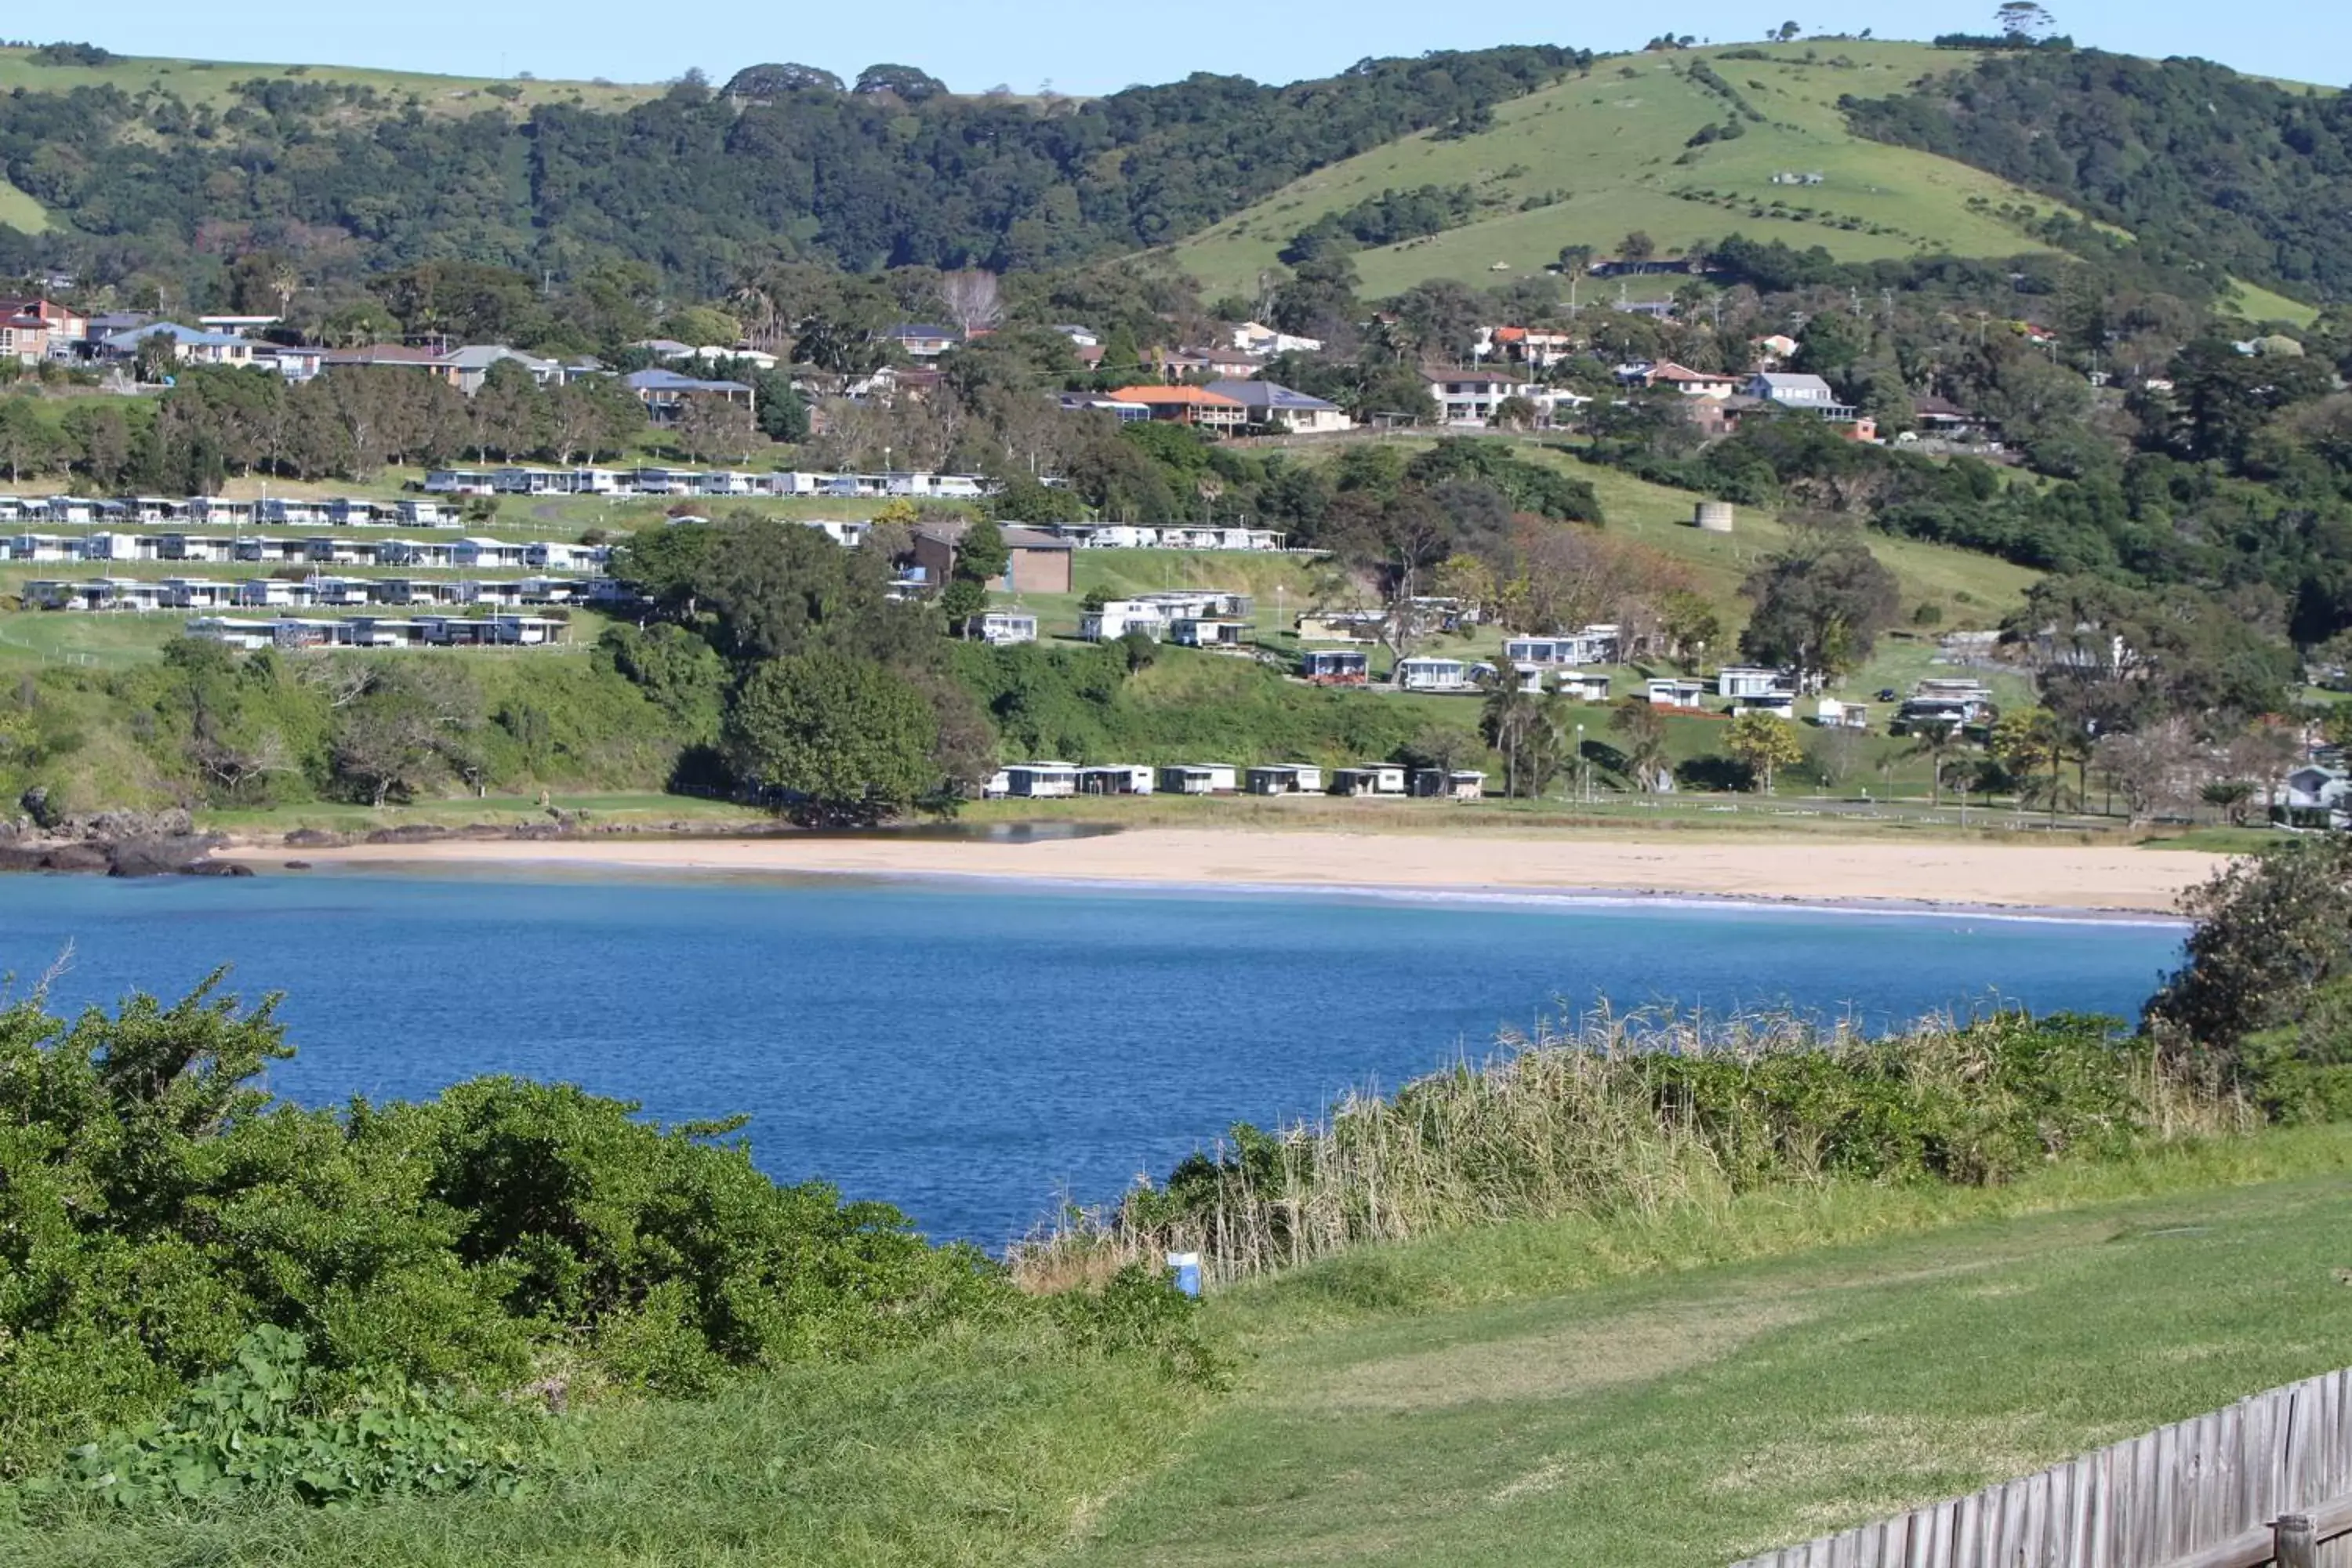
[{"x1": 65, "y1": 2, "x2": 2346, "y2": 93}]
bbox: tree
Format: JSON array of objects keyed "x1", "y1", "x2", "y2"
[
  {"x1": 2200, "y1": 779, "x2": 2256, "y2": 827},
  {"x1": 1609, "y1": 700, "x2": 1671, "y2": 792},
  {"x1": 938, "y1": 270, "x2": 1004, "y2": 339},
  {"x1": 946, "y1": 517, "x2": 1009, "y2": 624},
  {"x1": 1481, "y1": 676, "x2": 1544, "y2": 797},
  {"x1": 1726, "y1": 711, "x2": 1803, "y2": 793},
  {"x1": 2146, "y1": 839, "x2": 2352, "y2": 1087},
  {"x1": 855, "y1": 64, "x2": 948, "y2": 101},
  {"x1": 1904, "y1": 718, "x2": 1965, "y2": 808},
  {"x1": 1992, "y1": 706, "x2": 2067, "y2": 819},
  {"x1": 330, "y1": 661, "x2": 485, "y2": 808},
  {"x1": 1658, "y1": 589, "x2": 1721, "y2": 670},
  {"x1": 1995, "y1": 2, "x2": 2055, "y2": 41},
  {"x1": 722, "y1": 652, "x2": 939, "y2": 822},
  {"x1": 1620, "y1": 230, "x2": 1656, "y2": 263},
  {"x1": 673, "y1": 396, "x2": 758, "y2": 464},
  {"x1": 1737, "y1": 532, "x2": 1900, "y2": 681},
  {"x1": 1777, "y1": 20, "x2": 1802, "y2": 41},
  {"x1": 0, "y1": 397, "x2": 59, "y2": 482}
]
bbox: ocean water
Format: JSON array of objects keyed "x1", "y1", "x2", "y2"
[{"x1": 0, "y1": 869, "x2": 2185, "y2": 1244}]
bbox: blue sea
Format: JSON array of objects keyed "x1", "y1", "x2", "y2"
[{"x1": 0, "y1": 869, "x2": 2186, "y2": 1244}]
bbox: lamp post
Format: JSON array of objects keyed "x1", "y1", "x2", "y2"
[{"x1": 1575, "y1": 721, "x2": 1587, "y2": 804}]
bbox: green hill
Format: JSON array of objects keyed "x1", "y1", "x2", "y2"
[
  {"x1": 1171, "y1": 44, "x2": 2067, "y2": 297},
  {"x1": 0, "y1": 43, "x2": 660, "y2": 115},
  {"x1": 1168, "y1": 41, "x2": 2318, "y2": 325}
]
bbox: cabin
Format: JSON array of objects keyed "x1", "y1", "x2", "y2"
[
  {"x1": 1816, "y1": 698, "x2": 1870, "y2": 731},
  {"x1": 77, "y1": 532, "x2": 159, "y2": 563},
  {"x1": 1411, "y1": 768, "x2": 1488, "y2": 801},
  {"x1": 1296, "y1": 612, "x2": 1379, "y2": 644},
  {"x1": 1170, "y1": 617, "x2": 1249, "y2": 649},
  {"x1": 397, "y1": 499, "x2": 456, "y2": 528},
  {"x1": 5, "y1": 534, "x2": 72, "y2": 562},
  {"x1": 454, "y1": 537, "x2": 530, "y2": 570},
  {"x1": 964, "y1": 609, "x2": 1039, "y2": 646},
  {"x1": 1246, "y1": 764, "x2": 1325, "y2": 795},
  {"x1": 1077, "y1": 764, "x2": 1155, "y2": 796},
  {"x1": 1156, "y1": 764, "x2": 1238, "y2": 796},
  {"x1": 161, "y1": 578, "x2": 237, "y2": 610},
  {"x1": 191, "y1": 497, "x2": 258, "y2": 528},
  {"x1": 1716, "y1": 666, "x2": 1791, "y2": 700},
  {"x1": 234, "y1": 579, "x2": 304, "y2": 608},
  {"x1": 1299, "y1": 648, "x2": 1370, "y2": 686},
  {"x1": 1645, "y1": 677, "x2": 1708, "y2": 708},
  {"x1": 157, "y1": 533, "x2": 238, "y2": 563},
  {"x1": 1004, "y1": 762, "x2": 1080, "y2": 799},
  {"x1": 1504, "y1": 628, "x2": 1621, "y2": 667},
  {"x1": 1330, "y1": 765, "x2": 1407, "y2": 797},
  {"x1": 1732, "y1": 691, "x2": 1798, "y2": 720},
  {"x1": 1555, "y1": 670, "x2": 1612, "y2": 702},
  {"x1": 1395, "y1": 656, "x2": 1479, "y2": 693}
]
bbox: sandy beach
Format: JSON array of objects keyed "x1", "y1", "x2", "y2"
[{"x1": 253, "y1": 829, "x2": 2229, "y2": 916}]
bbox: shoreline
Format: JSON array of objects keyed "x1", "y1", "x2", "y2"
[{"x1": 229, "y1": 828, "x2": 2227, "y2": 919}]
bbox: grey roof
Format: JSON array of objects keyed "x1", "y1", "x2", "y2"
[
  {"x1": 443, "y1": 344, "x2": 557, "y2": 371},
  {"x1": 623, "y1": 368, "x2": 750, "y2": 394},
  {"x1": 100, "y1": 321, "x2": 249, "y2": 350},
  {"x1": 1753, "y1": 372, "x2": 1836, "y2": 396},
  {"x1": 1203, "y1": 379, "x2": 1339, "y2": 414}
]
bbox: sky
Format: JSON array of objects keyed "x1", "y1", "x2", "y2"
[{"x1": 60, "y1": 1, "x2": 2349, "y2": 93}]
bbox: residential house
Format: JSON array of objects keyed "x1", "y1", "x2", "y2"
[
  {"x1": 0, "y1": 296, "x2": 87, "y2": 348},
  {"x1": 250, "y1": 344, "x2": 325, "y2": 383},
  {"x1": 1052, "y1": 327, "x2": 1106, "y2": 369},
  {"x1": 1425, "y1": 368, "x2": 1535, "y2": 425},
  {"x1": 1062, "y1": 393, "x2": 1152, "y2": 423},
  {"x1": 0, "y1": 304, "x2": 51, "y2": 363},
  {"x1": 1748, "y1": 373, "x2": 1860, "y2": 424},
  {"x1": 1644, "y1": 362, "x2": 1740, "y2": 398},
  {"x1": 623, "y1": 368, "x2": 754, "y2": 423},
  {"x1": 1104, "y1": 384, "x2": 1249, "y2": 431},
  {"x1": 2279, "y1": 766, "x2": 2351, "y2": 826},
  {"x1": 964, "y1": 609, "x2": 1039, "y2": 646},
  {"x1": 1911, "y1": 394, "x2": 1998, "y2": 443},
  {"x1": 910, "y1": 522, "x2": 1075, "y2": 597},
  {"x1": 98, "y1": 321, "x2": 256, "y2": 368},
  {"x1": 441, "y1": 346, "x2": 564, "y2": 394},
  {"x1": 1329, "y1": 764, "x2": 1407, "y2": 797},
  {"x1": 1481, "y1": 326, "x2": 1575, "y2": 371},
  {"x1": 1299, "y1": 648, "x2": 1370, "y2": 685},
  {"x1": 1201, "y1": 379, "x2": 1352, "y2": 434},
  {"x1": 1246, "y1": 764, "x2": 1325, "y2": 795},
  {"x1": 321, "y1": 344, "x2": 460, "y2": 383},
  {"x1": 1411, "y1": 768, "x2": 1487, "y2": 800},
  {"x1": 1230, "y1": 321, "x2": 1323, "y2": 358},
  {"x1": 1080, "y1": 598, "x2": 1169, "y2": 641},
  {"x1": 883, "y1": 325, "x2": 960, "y2": 361},
  {"x1": 1751, "y1": 333, "x2": 1799, "y2": 364}
]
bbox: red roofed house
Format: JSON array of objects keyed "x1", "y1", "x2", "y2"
[
  {"x1": 1105, "y1": 385, "x2": 1249, "y2": 431},
  {"x1": 1644, "y1": 362, "x2": 1740, "y2": 398}
]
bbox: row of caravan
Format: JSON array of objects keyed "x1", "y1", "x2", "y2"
[{"x1": 984, "y1": 762, "x2": 1486, "y2": 801}]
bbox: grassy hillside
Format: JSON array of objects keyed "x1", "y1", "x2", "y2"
[
  {"x1": 14, "y1": 1128, "x2": 2348, "y2": 1566},
  {"x1": 0, "y1": 45, "x2": 659, "y2": 116},
  {"x1": 1171, "y1": 42, "x2": 2077, "y2": 299}
]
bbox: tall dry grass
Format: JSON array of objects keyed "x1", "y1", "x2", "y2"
[{"x1": 1011, "y1": 1007, "x2": 2252, "y2": 1291}]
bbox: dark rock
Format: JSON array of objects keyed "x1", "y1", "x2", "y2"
[
  {"x1": 283, "y1": 828, "x2": 346, "y2": 849},
  {"x1": 184, "y1": 859, "x2": 256, "y2": 877},
  {"x1": 19, "y1": 786, "x2": 59, "y2": 831},
  {"x1": 31, "y1": 843, "x2": 108, "y2": 873},
  {"x1": 365, "y1": 826, "x2": 453, "y2": 845},
  {"x1": 283, "y1": 860, "x2": 313, "y2": 870},
  {"x1": 106, "y1": 835, "x2": 223, "y2": 878}
]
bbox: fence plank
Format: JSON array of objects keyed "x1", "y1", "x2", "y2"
[{"x1": 1732, "y1": 1368, "x2": 2352, "y2": 1568}]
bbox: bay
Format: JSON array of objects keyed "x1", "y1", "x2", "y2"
[{"x1": 0, "y1": 869, "x2": 2184, "y2": 1244}]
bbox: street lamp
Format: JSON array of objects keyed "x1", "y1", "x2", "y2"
[{"x1": 1575, "y1": 721, "x2": 1587, "y2": 804}]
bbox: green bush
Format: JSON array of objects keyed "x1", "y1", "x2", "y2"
[{"x1": 0, "y1": 978, "x2": 1011, "y2": 1478}]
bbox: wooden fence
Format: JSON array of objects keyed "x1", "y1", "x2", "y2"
[{"x1": 1733, "y1": 1368, "x2": 2352, "y2": 1568}]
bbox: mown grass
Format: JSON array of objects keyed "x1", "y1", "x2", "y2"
[{"x1": 1066, "y1": 1127, "x2": 2352, "y2": 1566}]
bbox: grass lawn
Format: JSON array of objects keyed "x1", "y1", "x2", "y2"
[{"x1": 1065, "y1": 1127, "x2": 2352, "y2": 1566}]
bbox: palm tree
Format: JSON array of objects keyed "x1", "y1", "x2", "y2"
[
  {"x1": 1610, "y1": 700, "x2": 1671, "y2": 793},
  {"x1": 1481, "y1": 678, "x2": 1541, "y2": 798},
  {"x1": 1904, "y1": 718, "x2": 1962, "y2": 808}
]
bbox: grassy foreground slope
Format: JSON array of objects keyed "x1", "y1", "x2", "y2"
[
  {"x1": 1171, "y1": 42, "x2": 2068, "y2": 299},
  {"x1": 11, "y1": 1130, "x2": 2349, "y2": 1566},
  {"x1": 1068, "y1": 1128, "x2": 2352, "y2": 1567}
]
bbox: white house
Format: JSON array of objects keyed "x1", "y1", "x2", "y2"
[
  {"x1": 1717, "y1": 666, "x2": 1791, "y2": 700},
  {"x1": 1816, "y1": 698, "x2": 1870, "y2": 731},
  {"x1": 1076, "y1": 764, "x2": 1155, "y2": 796},
  {"x1": 1246, "y1": 764, "x2": 1325, "y2": 795},
  {"x1": 1157, "y1": 764, "x2": 1239, "y2": 795},
  {"x1": 1645, "y1": 677, "x2": 1708, "y2": 708},
  {"x1": 1004, "y1": 762, "x2": 1080, "y2": 798},
  {"x1": 1201, "y1": 379, "x2": 1352, "y2": 434},
  {"x1": 1425, "y1": 368, "x2": 1534, "y2": 425},
  {"x1": 1329, "y1": 764, "x2": 1407, "y2": 797}
]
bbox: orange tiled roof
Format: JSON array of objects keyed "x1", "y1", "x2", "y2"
[{"x1": 1106, "y1": 385, "x2": 1247, "y2": 407}]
